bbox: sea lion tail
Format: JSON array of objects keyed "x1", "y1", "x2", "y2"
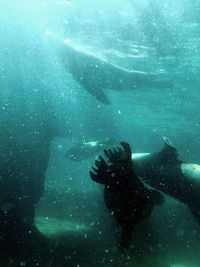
[
  {"x1": 120, "y1": 228, "x2": 132, "y2": 252},
  {"x1": 158, "y1": 137, "x2": 179, "y2": 164}
]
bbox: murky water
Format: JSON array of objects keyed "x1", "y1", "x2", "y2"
[{"x1": 0, "y1": 1, "x2": 200, "y2": 266}]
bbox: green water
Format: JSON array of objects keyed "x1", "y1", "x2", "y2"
[{"x1": 0, "y1": 0, "x2": 200, "y2": 266}]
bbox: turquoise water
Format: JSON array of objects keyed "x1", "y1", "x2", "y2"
[{"x1": 0, "y1": 0, "x2": 200, "y2": 266}]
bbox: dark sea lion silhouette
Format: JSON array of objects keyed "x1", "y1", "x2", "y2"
[
  {"x1": 46, "y1": 32, "x2": 173, "y2": 104},
  {"x1": 90, "y1": 142, "x2": 164, "y2": 250},
  {"x1": 58, "y1": 37, "x2": 173, "y2": 104},
  {"x1": 134, "y1": 138, "x2": 200, "y2": 225}
]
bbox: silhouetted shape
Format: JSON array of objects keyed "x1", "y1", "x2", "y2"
[
  {"x1": 60, "y1": 39, "x2": 173, "y2": 104},
  {"x1": 90, "y1": 142, "x2": 164, "y2": 250},
  {"x1": 135, "y1": 139, "x2": 200, "y2": 225}
]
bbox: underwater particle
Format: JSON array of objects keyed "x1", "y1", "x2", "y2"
[
  {"x1": 57, "y1": 144, "x2": 63, "y2": 150},
  {"x1": 20, "y1": 262, "x2": 26, "y2": 266},
  {"x1": 1, "y1": 202, "x2": 14, "y2": 213},
  {"x1": 101, "y1": 258, "x2": 105, "y2": 264},
  {"x1": 84, "y1": 233, "x2": 87, "y2": 239},
  {"x1": 118, "y1": 110, "x2": 121, "y2": 114},
  {"x1": 8, "y1": 258, "x2": 14, "y2": 264}
]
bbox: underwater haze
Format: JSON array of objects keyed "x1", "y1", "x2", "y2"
[{"x1": 0, "y1": 0, "x2": 200, "y2": 266}]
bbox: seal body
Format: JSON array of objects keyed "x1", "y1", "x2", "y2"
[
  {"x1": 90, "y1": 142, "x2": 164, "y2": 250},
  {"x1": 133, "y1": 142, "x2": 200, "y2": 224},
  {"x1": 104, "y1": 176, "x2": 163, "y2": 249}
]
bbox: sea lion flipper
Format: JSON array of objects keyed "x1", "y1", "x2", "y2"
[
  {"x1": 159, "y1": 137, "x2": 179, "y2": 164},
  {"x1": 163, "y1": 136, "x2": 173, "y2": 146},
  {"x1": 90, "y1": 142, "x2": 133, "y2": 184},
  {"x1": 120, "y1": 228, "x2": 132, "y2": 252},
  {"x1": 90, "y1": 156, "x2": 110, "y2": 184},
  {"x1": 120, "y1": 142, "x2": 132, "y2": 159},
  {"x1": 83, "y1": 83, "x2": 111, "y2": 104}
]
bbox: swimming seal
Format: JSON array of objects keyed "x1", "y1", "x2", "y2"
[
  {"x1": 90, "y1": 142, "x2": 164, "y2": 250},
  {"x1": 132, "y1": 139, "x2": 200, "y2": 225}
]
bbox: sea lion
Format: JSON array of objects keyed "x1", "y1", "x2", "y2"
[
  {"x1": 62, "y1": 40, "x2": 173, "y2": 104},
  {"x1": 46, "y1": 32, "x2": 173, "y2": 104},
  {"x1": 133, "y1": 138, "x2": 200, "y2": 224},
  {"x1": 90, "y1": 142, "x2": 164, "y2": 250},
  {"x1": 65, "y1": 138, "x2": 116, "y2": 161}
]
